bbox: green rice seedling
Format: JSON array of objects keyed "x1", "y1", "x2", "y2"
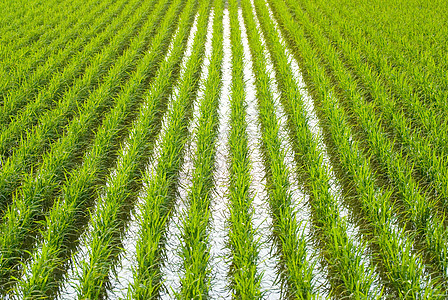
[
  {"x1": 0, "y1": 0, "x2": 173, "y2": 290},
  {"x1": 178, "y1": 0, "x2": 224, "y2": 297},
  {"x1": 241, "y1": 0, "x2": 378, "y2": 297},
  {"x1": 219, "y1": 0, "x2": 263, "y2": 297},
  {"x1": 13, "y1": 1, "x2": 184, "y2": 298},
  {"x1": 73, "y1": 0, "x2": 200, "y2": 298},
  {"x1": 294, "y1": 2, "x2": 448, "y2": 207},
  {"x1": 305, "y1": 0, "x2": 448, "y2": 124},
  {"x1": 326, "y1": 31, "x2": 448, "y2": 213},
  {"x1": 309, "y1": 0, "x2": 441, "y2": 65},
  {"x1": 301, "y1": 0, "x2": 444, "y2": 209},
  {"x1": 250, "y1": 0, "x2": 369, "y2": 296},
  {"x1": 0, "y1": 0, "x2": 85, "y2": 46},
  {"x1": 268, "y1": 0, "x2": 443, "y2": 297},
  {"x1": 0, "y1": 0, "x2": 84, "y2": 61},
  {"x1": 282, "y1": 1, "x2": 448, "y2": 282},
  {"x1": 295, "y1": 0, "x2": 448, "y2": 162},
  {"x1": 127, "y1": 2, "x2": 215, "y2": 298},
  {"x1": 0, "y1": 0, "x2": 118, "y2": 123},
  {"x1": 0, "y1": 0, "x2": 163, "y2": 214},
  {"x1": 0, "y1": 0, "x2": 64, "y2": 35},
  {"x1": 0, "y1": 0, "x2": 148, "y2": 161},
  {"x1": 0, "y1": 0, "x2": 103, "y2": 100},
  {"x1": 0, "y1": 0, "x2": 128, "y2": 127}
]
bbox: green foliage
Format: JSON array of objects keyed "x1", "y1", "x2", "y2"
[
  {"x1": 178, "y1": 0, "x2": 224, "y2": 297},
  {"x1": 0, "y1": 0, "x2": 446, "y2": 297},
  {"x1": 225, "y1": 0, "x2": 263, "y2": 297}
]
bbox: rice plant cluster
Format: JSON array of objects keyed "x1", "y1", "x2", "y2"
[{"x1": 0, "y1": 0, "x2": 447, "y2": 298}]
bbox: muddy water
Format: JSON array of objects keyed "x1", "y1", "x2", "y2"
[
  {"x1": 237, "y1": 6, "x2": 282, "y2": 298},
  {"x1": 208, "y1": 6, "x2": 232, "y2": 298},
  {"x1": 159, "y1": 8, "x2": 214, "y2": 299},
  {"x1": 245, "y1": 0, "x2": 326, "y2": 295}
]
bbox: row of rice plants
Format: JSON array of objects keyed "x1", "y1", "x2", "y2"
[
  {"x1": 0, "y1": 0, "x2": 83, "y2": 49},
  {"x1": 0, "y1": 0, "x2": 149, "y2": 162},
  {"x1": 177, "y1": 0, "x2": 223, "y2": 296},
  {"x1": 225, "y1": 0, "x2": 263, "y2": 296},
  {"x1": 317, "y1": 10, "x2": 448, "y2": 213},
  {"x1": 268, "y1": 0, "x2": 444, "y2": 297},
  {"x1": 0, "y1": 0, "x2": 63, "y2": 36},
  {"x1": 204, "y1": 8, "x2": 232, "y2": 297},
  {"x1": 238, "y1": 9, "x2": 283, "y2": 295},
  {"x1": 0, "y1": 0, "x2": 86, "y2": 76},
  {"x1": 68, "y1": 0, "x2": 199, "y2": 297},
  {"x1": 239, "y1": 0, "x2": 316, "y2": 296},
  {"x1": 298, "y1": 0, "x2": 448, "y2": 156},
  {"x1": 97, "y1": 10, "x2": 201, "y2": 291},
  {"x1": 0, "y1": 0, "x2": 107, "y2": 102},
  {"x1": 11, "y1": 0, "x2": 186, "y2": 297},
  {"x1": 248, "y1": 0, "x2": 360, "y2": 295},
  {"x1": 311, "y1": 0, "x2": 448, "y2": 115},
  {"x1": 330, "y1": 16, "x2": 448, "y2": 138},
  {"x1": 243, "y1": 0, "x2": 379, "y2": 297},
  {"x1": 0, "y1": 0, "x2": 159, "y2": 214},
  {"x1": 129, "y1": 1, "x2": 213, "y2": 297},
  {"x1": 283, "y1": 0, "x2": 448, "y2": 282},
  {"x1": 0, "y1": 0, "x2": 125, "y2": 125},
  {"x1": 294, "y1": 0, "x2": 448, "y2": 208},
  {"x1": 0, "y1": 0, "x2": 173, "y2": 291}
]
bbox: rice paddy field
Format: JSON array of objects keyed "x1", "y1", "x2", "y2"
[{"x1": 1, "y1": 0, "x2": 448, "y2": 298}]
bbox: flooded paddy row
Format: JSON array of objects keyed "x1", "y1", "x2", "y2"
[{"x1": 1, "y1": 0, "x2": 447, "y2": 298}]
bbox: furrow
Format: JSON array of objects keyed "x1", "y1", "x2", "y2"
[
  {"x1": 160, "y1": 9, "x2": 204, "y2": 298},
  {"x1": 208, "y1": 5, "x2": 232, "y2": 297},
  {"x1": 238, "y1": 5, "x2": 282, "y2": 297},
  {"x1": 105, "y1": 87, "x2": 170, "y2": 300},
  {"x1": 58, "y1": 7, "x2": 188, "y2": 298},
  {"x1": 260, "y1": 5, "x2": 334, "y2": 296},
  {"x1": 175, "y1": 1, "x2": 223, "y2": 296},
  {"x1": 253, "y1": 0, "x2": 382, "y2": 296},
  {"x1": 241, "y1": 0, "x2": 382, "y2": 297}
]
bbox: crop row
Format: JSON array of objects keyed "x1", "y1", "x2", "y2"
[
  {"x1": 178, "y1": 0, "x2": 224, "y2": 296},
  {"x1": 280, "y1": 0, "x2": 448, "y2": 282},
  {"x1": 1, "y1": 0, "x2": 446, "y2": 298},
  {"x1": 0, "y1": 0, "x2": 184, "y2": 294},
  {"x1": 0, "y1": 0, "x2": 124, "y2": 118},
  {"x1": 291, "y1": 0, "x2": 448, "y2": 212},
  {"x1": 14, "y1": 0, "x2": 188, "y2": 297},
  {"x1": 268, "y1": 0, "x2": 448, "y2": 297}
]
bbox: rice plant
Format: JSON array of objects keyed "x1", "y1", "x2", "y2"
[{"x1": 1, "y1": 0, "x2": 446, "y2": 297}]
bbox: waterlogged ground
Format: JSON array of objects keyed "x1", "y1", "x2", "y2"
[{"x1": 1, "y1": 0, "x2": 448, "y2": 298}]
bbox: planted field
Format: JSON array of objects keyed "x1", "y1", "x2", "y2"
[{"x1": 1, "y1": 0, "x2": 447, "y2": 298}]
